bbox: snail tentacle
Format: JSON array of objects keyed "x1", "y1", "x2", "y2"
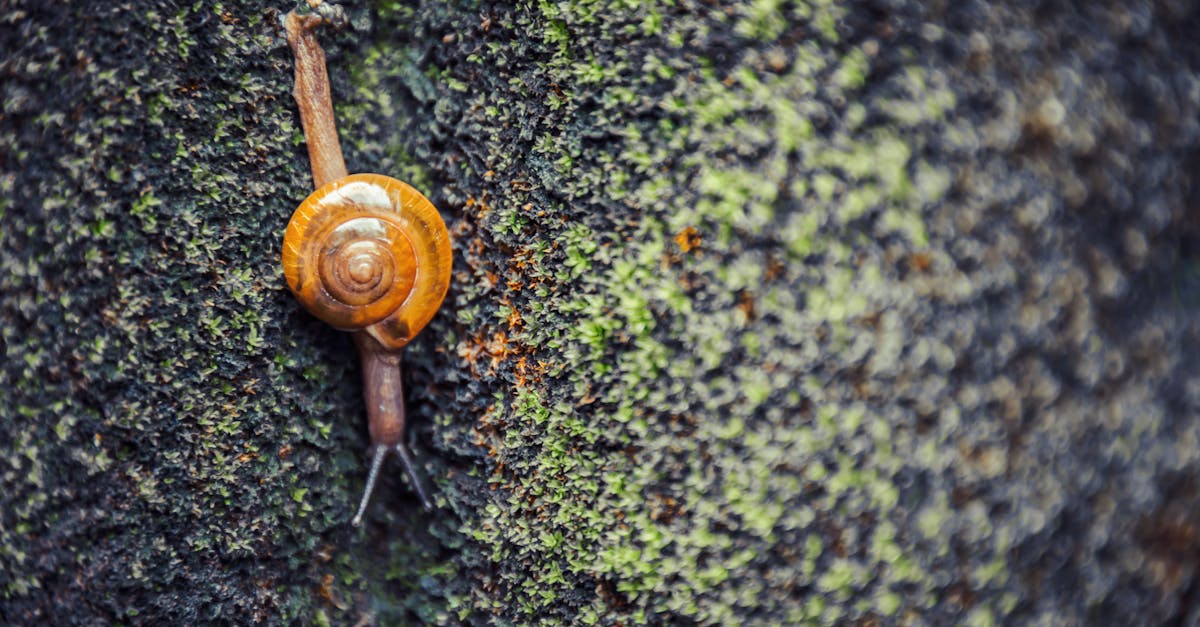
[
  {"x1": 351, "y1": 444, "x2": 389, "y2": 527},
  {"x1": 393, "y1": 442, "x2": 433, "y2": 511},
  {"x1": 349, "y1": 442, "x2": 434, "y2": 526}
]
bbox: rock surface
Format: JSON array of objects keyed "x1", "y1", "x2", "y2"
[{"x1": 1, "y1": 0, "x2": 1198, "y2": 624}]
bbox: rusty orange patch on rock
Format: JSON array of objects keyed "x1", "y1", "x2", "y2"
[{"x1": 674, "y1": 226, "x2": 701, "y2": 253}]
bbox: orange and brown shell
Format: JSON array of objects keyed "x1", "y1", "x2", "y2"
[{"x1": 282, "y1": 173, "x2": 451, "y2": 351}]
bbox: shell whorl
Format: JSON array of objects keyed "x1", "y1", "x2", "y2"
[{"x1": 282, "y1": 173, "x2": 451, "y2": 350}]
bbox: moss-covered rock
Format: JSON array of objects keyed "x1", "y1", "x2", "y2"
[{"x1": 2, "y1": 0, "x2": 1198, "y2": 624}]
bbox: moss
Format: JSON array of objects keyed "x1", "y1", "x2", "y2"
[
  {"x1": 4, "y1": 0, "x2": 1200, "y2": 624},
  {"x1": 0, "y1": 0, "x2": 383, "y2": 620},
  {"x1": 367, "y1": 0, "x2": 965, "y2": 621}
]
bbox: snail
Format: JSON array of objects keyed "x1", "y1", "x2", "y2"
[{"x1": 282, "y1": 10, "x2": 450, "y2": 526}]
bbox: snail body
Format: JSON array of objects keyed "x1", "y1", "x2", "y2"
[{"x1": 282, "y1": 11, "x2": 450, "y2": 526}]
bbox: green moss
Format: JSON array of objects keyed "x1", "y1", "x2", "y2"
[{"x1": 363, "y1": 0, "x2": 973, "y2": 619}]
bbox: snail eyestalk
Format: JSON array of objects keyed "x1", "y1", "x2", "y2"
[
  {"x1": 351, "y1": 444, "x2": 389, "y2": 527},
  {"x1": 393, "y1": 442, "x2": 433, "y2": 511},
  {"x1": 284, "y1": 10, "x2": 348, "y2": 188},
  {"x1": 350, "y1": 443, "x2": 433, "y2": 527}
]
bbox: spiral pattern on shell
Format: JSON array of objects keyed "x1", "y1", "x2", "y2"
[{"x1": 282, "y1": 173, "x2": 452, "y2": 350}]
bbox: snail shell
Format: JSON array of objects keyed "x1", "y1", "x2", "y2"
[{"x1": 282, "y1": 173, "x2": 452, "y2": 351}]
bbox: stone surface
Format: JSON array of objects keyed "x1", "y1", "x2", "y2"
[{"x1": 1, "y1": 0, "x2": 1198, "y2": 624}]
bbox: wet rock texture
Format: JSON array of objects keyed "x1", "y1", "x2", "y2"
[{"x1": 1, "y1": 0, "x2": 1198, "y2": 624}]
